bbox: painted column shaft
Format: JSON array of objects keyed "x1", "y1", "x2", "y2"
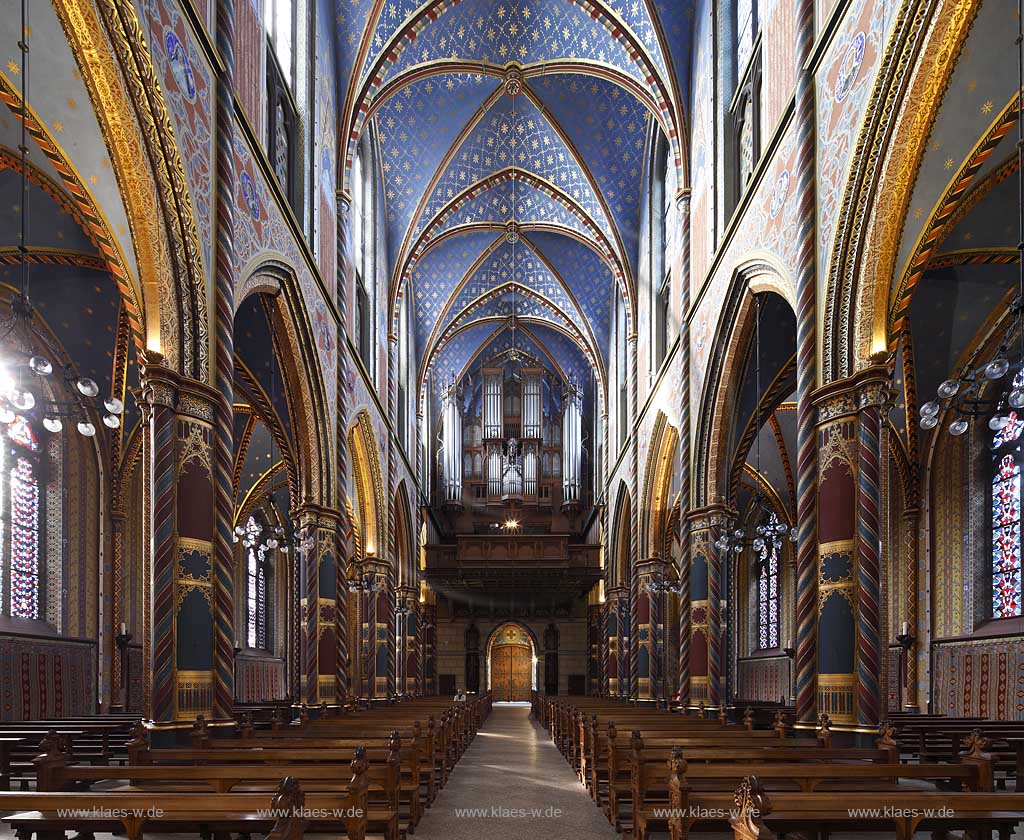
[{"x1": 142, "y1": 356, "x2": 219, "y2": 723}]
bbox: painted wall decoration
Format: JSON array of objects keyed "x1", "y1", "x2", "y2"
[
  {"x1": 932, "y1": 640, "x2": 1024, "y2": 720},
  {"x1": 137, "y1": 0, "x2": 215, "y2": 280},
  {"x1": 236, "y1": 654, "x2": 288, "y2": 701},
  {"x1": 737, "y1": 655, "x2": 790, "y2": 703},
  {"x1": 689, "y1": 125, "x2": 798, "y2": 439},
  {"x1": 315, "y1": 0, "x2": 338, "y2": 299},
  {"x1": 816, "y1": 0, "x2": 896, "y2": 286},
  {"x1": 0, "y1": 637, "x2": 97, "y2": 721},
  {"x1": 232, "y1": 123, "x2": 338, "y2": 435}
]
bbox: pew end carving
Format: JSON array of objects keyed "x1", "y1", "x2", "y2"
[{"x1": 730, "y1": 776, "x2": 777, "y2": 840}]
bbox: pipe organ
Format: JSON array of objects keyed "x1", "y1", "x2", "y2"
[
  {"x1": 562, "y1": 375, "x2": 583, "y2": 506},
  {"x1": 437, "y1": 361, "x2": 587, "y2": 508},
  {"x1": 441, "y1": 377, "x2": 463, "y2": 504}
]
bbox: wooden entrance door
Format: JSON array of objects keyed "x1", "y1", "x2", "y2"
[{"x1": 490, "y1": 643, "x2": 532, "y2": 701}]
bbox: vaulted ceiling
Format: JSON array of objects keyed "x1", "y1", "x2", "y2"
[
  {"x1": 335, "y1": 0, "x2": 696, "y2": 399},
  {"x1": 896, "y1": 0, "x2": 1020, "y2": 457}
]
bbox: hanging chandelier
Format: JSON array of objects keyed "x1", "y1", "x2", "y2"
[
  {"x1": 0, "y1": 0, "x2": 123, "y2": 437},
  {"x1": 919, "y1": 0, "x2": 1024, "y2": 437},
  {"x1": 714, "y1": 293, "x2": 796, "y2": 557},
  {"x1": 347, "y1": 568, "x2": 386, "y2": 594},
  {"x1": 233, "y1": 497, "x2": 315, "y2": 555}
]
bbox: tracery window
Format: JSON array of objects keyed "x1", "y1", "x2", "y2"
[
  {"x1": 265, "y1": 0, "x2": 299, "y2": 212},
  {"x1": 0, "y1": 416, "x2": 42, "y2": 620},
  {"x1": 991, "y1": 388, "x2": 1023, "y2": 619},
  {"x1": 352, "y1": 146, "x2": 374, "y2": 370},
  {"x1": 757, "y1": 512, "x2": 780, "y2": 649}
]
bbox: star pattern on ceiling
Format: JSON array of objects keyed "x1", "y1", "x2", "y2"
[{"x1": 334, "y1": 0, "x2": 695, "y2": 404}]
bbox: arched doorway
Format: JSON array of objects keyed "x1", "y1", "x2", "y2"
[{"x1": 486, "y1": 623, "x2": 536, "y2": 702}]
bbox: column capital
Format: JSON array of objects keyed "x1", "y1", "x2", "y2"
[
  {"x1": 685, "y1": 503, "x2": 732, "y2": 525},
  {"x1": 812, "y1": 362, "x2": 890, "y2": 421},
  {"x1": 636, "y1": 556, "x2": 671, "y2": 577},
  {"x1": 294, "y1": 504, "x2": 343, "y2": 530},
  {"x1": 336, "y1": 190, "x2": 352, "y2": 213},
  {"x1": 138, "y1": 351, "x2": 219, "y2": 422},
  {"x1": 674, "y1": 188, "x2": 691, "y2": 212}
]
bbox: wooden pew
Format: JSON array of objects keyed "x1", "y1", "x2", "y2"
[
  {"x1": 1, "y1": 772, "x2": 390, "y2": 840},
  {"x1": 628, "y1": 734, "x2": 993, "y2": 839},
  {"x1": 128, "y1": 734, "x2": 423, "y2": 830},
  {"x1": 29, "y1": 739, "x2": 398, "y2": 840}
]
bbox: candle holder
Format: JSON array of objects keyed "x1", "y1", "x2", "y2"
[{"x1": 895, "y1": 632, "x2": 916, "y2": 650}]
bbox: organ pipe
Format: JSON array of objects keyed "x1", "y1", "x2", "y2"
[
  {"x1": 562, "y1": 375, "x2": 583, "y2": 505},
  {"x1": 487, "y1": 443, "x2": 502, "y2": 496},
  {"x1": 441, "y1": 376, "x2": 462, "y2": 504},
  {"x1": 523, "y1": 442, "x2": 538, "y2": 496},
  {"x1": 523, "y1": 370, "x2": 542, "y2": 439},
  {"x1": 483, "y1": 369, "x2": 502, "y2": 438}
]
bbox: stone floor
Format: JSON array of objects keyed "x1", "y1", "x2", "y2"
[{"x1": 413, "y1": 704, "x2": 619, "y2": 839}]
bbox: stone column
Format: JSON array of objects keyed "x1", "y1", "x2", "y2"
[
  {"x1": 636, "y1": 557, "x2": 669, "y2": 702},
  {"x1": 812, "y1": 363, "x2": 889, "y2": 726},
  {"x1": 362, "y1": 558, "x2": 391, "y2": 698},
  {"x1": 676, "y1": 189, "x2": 692, "y2": 705},
  {"x1": 628, "y1": 334, "x2": 640, "y2": 699},
  {"x1": 587, "y1": 602, "x2": 602, "y2": 695},
  {"x1": 297, "y1": 506, "x2": 341, "y2": 705},
  {"x1": 212, "y1": 0, "x2": 238, "y2": 723},
  {"x1": 396, "y1": 586, "x2": 417, "y2": 695},
  {"x1": 421, "y1": 602, "x2": 437, "y2": 695},
  {"x1": 793, "y1": 0, "x2": 820, "y2": 728},
  {"x1": 605, "y1": 585, "x2": 628, "y2": 696},
  {"x1": 139, "y1": 353, "x2": 220, "y2": 724},
  {"x1": 335, "y1": 192, "x2": 353, "y2": 702},
  {"x1": 685, "y1": 506, "x2": 727, "y2": 709},
  {"x1": 386, "y1": 334, "x2": 399, "y2": 697}
]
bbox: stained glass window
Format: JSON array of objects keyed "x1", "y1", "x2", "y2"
[
  {"x1": 739, "y1": 98, "x2": 755, "y2": 189},
  {"x1": 0, "y1": 416, "x2": 42, "y2": 620},
  {"x1": 757, "y1": 513, "x2": 780, "y2": 649},
  {"x1": 243, "y1": 515, "x2": 270, "y2": 650},
  {"x1": 992, "y1": 452, "x2": 1023, "y2": 619}
]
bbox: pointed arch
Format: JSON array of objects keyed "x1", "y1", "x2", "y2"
[
  {"x1": 641, "y1": 411, "x2": 680, "y2": 559},
  {"x1": 349, "y1": 411, "x2": 386, "y2": 560},
  {"x1": 235, "y1": 261, "x2": 335, "y2": 509},
  {"x1": 693, "y1": 259, "x2": 795, "y2": 508},
  {"x1": 394, "y1": 481, "x2": 416, "y2": 588},
  {"x1": 48, "y1": 0, "x2": 208, "y2": 379},
  {"x1": 610, "y1": 481, "x2": 632, "y2": 588}
]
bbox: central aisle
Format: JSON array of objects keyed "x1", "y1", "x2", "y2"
[{"x1": 414, "y1": 705, "x2": 619, "y2": 840}]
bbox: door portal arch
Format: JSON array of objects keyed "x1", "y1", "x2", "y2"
[{"x1": 485, "y1": 623, "x2": 537, "y2": 702}]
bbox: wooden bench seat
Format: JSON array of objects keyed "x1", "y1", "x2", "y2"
[
  {"x1": 0, "y1": 775, "x2": 393, "y2": 840},
  {"x1": 638, "y1": 774, "x2": 1024, "y2": 840}
]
